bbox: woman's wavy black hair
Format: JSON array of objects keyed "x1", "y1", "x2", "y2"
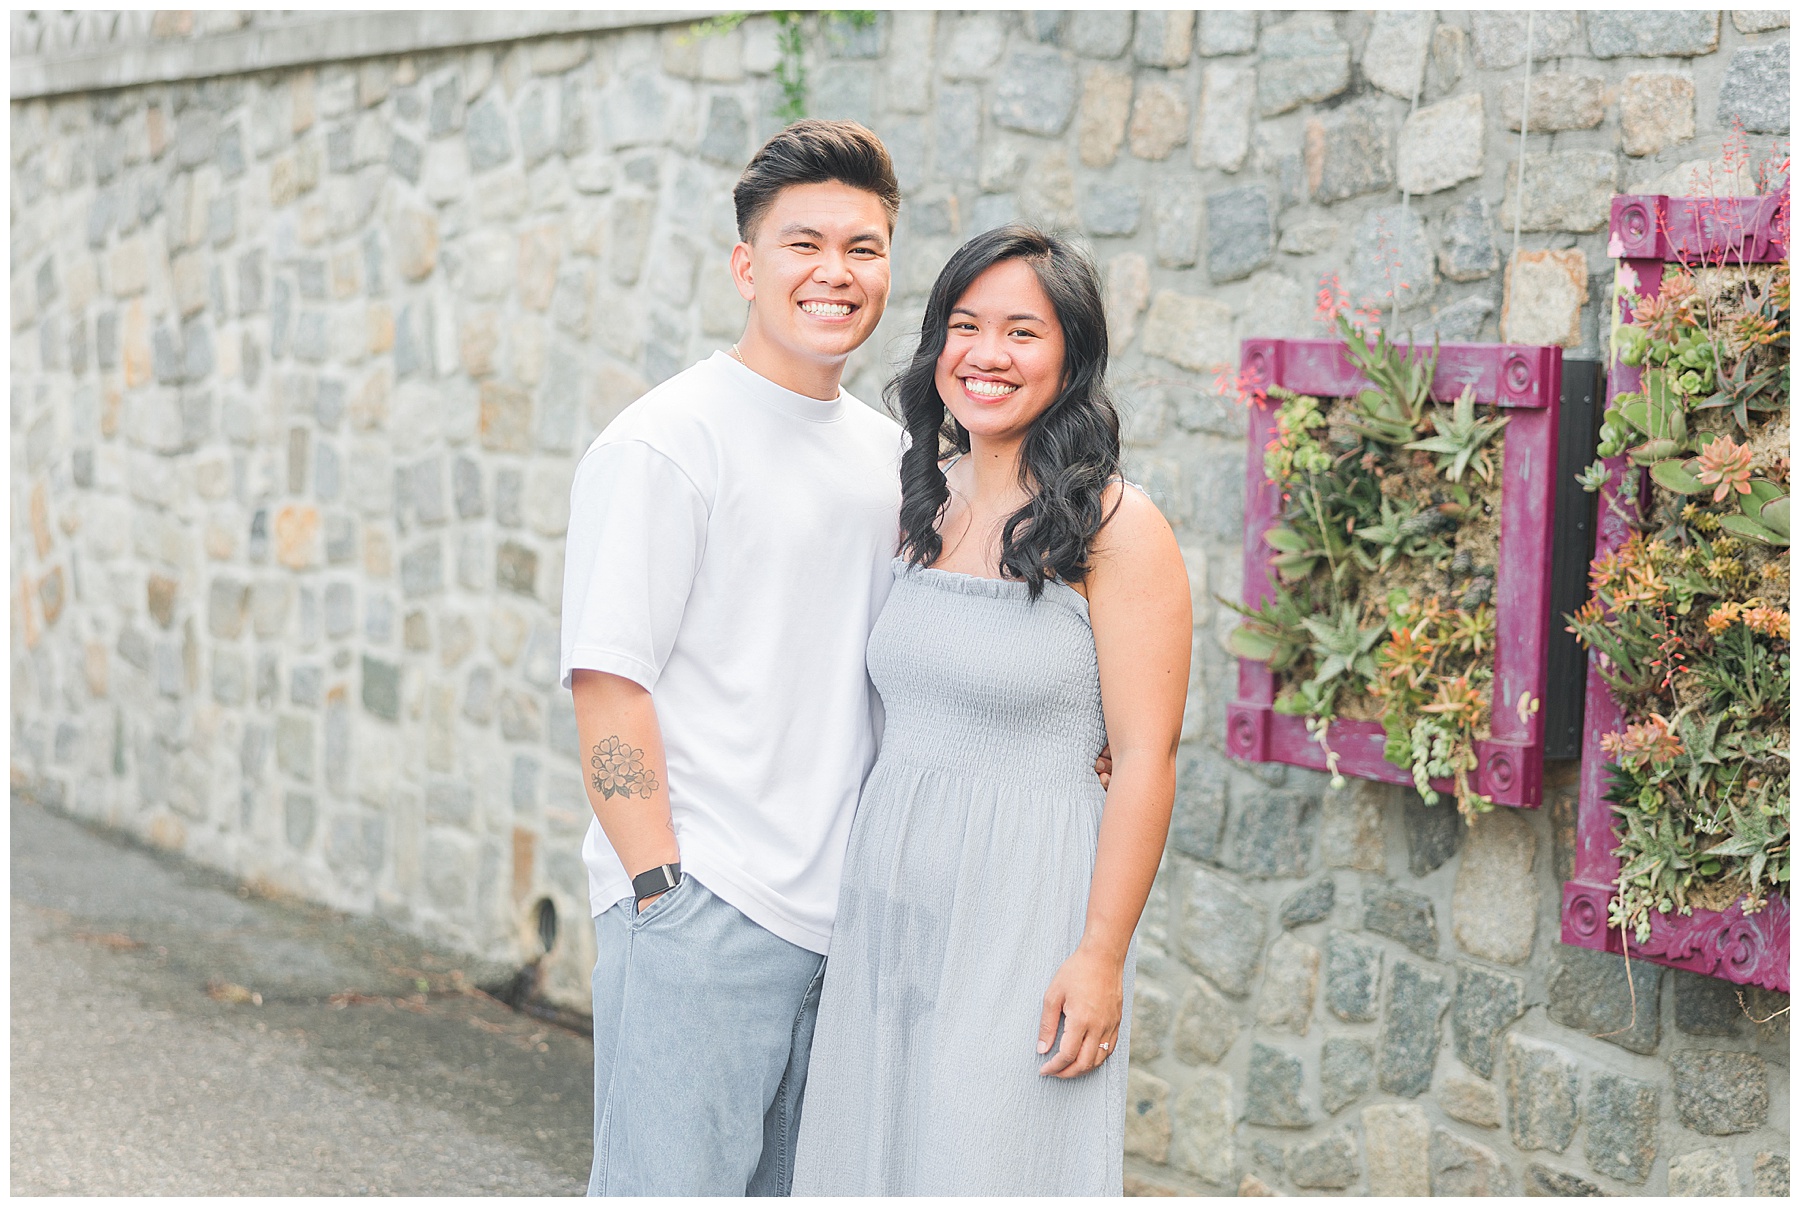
[{"x1": 890, "y1": 223, "x2": 1121, "y2": 599}]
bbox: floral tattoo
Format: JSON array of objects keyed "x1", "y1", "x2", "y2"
[{"x1": 591, "y1": 735, "x2": 661, "y2": 801}]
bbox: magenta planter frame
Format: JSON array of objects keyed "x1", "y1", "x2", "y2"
[
  {"x1": 1560, "y1": 192, "x2": 1791, "y2": 991},
  {"x1": 1227, "y1": 339, "x2": 1563, "y2": 809}
]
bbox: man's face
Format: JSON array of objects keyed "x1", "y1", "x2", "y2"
[{"x1": 730, "y1": 182, "x2": 892, "y2": 371}]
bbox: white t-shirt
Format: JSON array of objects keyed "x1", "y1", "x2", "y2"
[{"x1": 559, "y1": 351, "x2": 903, "y2": 954}]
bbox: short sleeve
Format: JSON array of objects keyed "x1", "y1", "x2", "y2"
[{"x1": 559, "y1": 440, "x2": 709, "y2": 691}]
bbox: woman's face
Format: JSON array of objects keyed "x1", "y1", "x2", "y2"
[{"x1": 933, "y1": 258, "x2": 1066, "y2": 445}]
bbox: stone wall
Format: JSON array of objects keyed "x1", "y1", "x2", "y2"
[{"x1": 9, "y1": 9, "x2": 1790, "y2": 1195}]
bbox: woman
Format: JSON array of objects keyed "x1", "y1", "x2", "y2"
[{"x1": 792, "y1": 225, "x2": 1191, "y2": 1195}]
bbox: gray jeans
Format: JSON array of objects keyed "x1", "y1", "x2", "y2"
[{"x1": 587, "y1": 875, "x2": 826, "y2": 1196}]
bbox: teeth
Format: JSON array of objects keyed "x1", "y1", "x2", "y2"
[
  {"x1": 801, "y1": 301, "x2": 853, "y2": 317},
  {"x1": 964, "y1": 379, "x2": 1018, "y2": 398}
]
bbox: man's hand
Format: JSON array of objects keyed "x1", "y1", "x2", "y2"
[{"x1": 1095, "y1": 743, "x2": 1113, "y2": 790}]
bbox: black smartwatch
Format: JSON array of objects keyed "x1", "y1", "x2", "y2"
[{"x1": 632, "y1": 862, "x2": 682, "y2": 905}]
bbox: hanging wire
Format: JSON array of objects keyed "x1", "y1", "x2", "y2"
[
  {"x1": 1511, "y1": 11, "x2": 1535, "y2": 264},
  {"x1": 1393, "y1": 29, "x2": 1427, "y2": 333}
]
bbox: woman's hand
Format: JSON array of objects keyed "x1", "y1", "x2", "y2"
[{"x1": 1036, "y1": 945, "x2": 1125, "y2": 1078}]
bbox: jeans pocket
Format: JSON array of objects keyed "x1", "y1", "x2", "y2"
[{"x1": 628, "y1": 874, "x2": 689, "y2": 930}]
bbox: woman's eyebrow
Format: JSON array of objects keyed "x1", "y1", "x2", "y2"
[{"x1": 947, "y1": 307, "x2": 1046, "y2": 322}]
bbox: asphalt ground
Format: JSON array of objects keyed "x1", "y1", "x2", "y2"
[{"x1": 10, "y1": 795, "x2": 595, "y2": 1195}]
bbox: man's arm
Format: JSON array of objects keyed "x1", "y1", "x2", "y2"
[{"x1": 572, "y1": 669, "x2": 680, "y2": 909}]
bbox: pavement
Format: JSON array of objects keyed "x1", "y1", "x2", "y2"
[{"x1": 10, "y1": 795, "x2": 594, "y2": 1195}]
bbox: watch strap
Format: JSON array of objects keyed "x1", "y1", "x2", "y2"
[{"x1": 632, "y1": 862, "x2": 681, "y2": 903}]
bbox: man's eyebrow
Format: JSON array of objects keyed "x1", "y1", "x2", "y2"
[{"x1": 776, "y1": 223, "x2": 887, "y2": 248}]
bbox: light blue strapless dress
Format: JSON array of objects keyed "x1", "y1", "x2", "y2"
[{"x1": 792, "y1": 557, "x2": 1134, "y2": 1196}]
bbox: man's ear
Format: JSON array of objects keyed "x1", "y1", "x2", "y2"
[{"x1": 729, "y1": 242, "x2": 755, "y2": 302}]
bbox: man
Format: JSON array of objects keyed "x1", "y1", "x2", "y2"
[{"x1": 559, "y1": 120, "x2": 904, "y2": 1195}]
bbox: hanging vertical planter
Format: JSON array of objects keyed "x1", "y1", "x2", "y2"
[
  {"x1": 1225, "y1": 312, "x2": 1579, "y2": 815},
  {"x1": 1560, "y1": 190, "x2": 1790, "y2": 991}
]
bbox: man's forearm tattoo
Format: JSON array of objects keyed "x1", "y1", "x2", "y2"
[{"x1": 591, "y1": 735, "x2": 661, "y2": 801}]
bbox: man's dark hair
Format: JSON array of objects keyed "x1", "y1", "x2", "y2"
[{"x1": 732, "y1": 119, "x2": 902, "y2": 242}]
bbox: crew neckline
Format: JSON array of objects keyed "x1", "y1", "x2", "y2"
[{"x1": 712, "y1": 350, "x2": 846, "y2": 423}]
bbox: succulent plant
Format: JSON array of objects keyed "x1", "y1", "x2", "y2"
[{"x1": 1404, "y1": 386, "x2": 1510, "y2": 483}]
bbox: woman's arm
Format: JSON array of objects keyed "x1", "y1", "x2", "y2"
[{"x1": 1038, "y1": 484, "x2": 1191, "y2": 1078}]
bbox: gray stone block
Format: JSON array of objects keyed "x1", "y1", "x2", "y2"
[
  {"x1": 1130, "y1": 981, "x2": 1174, "y2": 1063},
  {"x1": 290, "y1": 664, "x2": 321, "y2": 708},
  {"x1": 1523, "y1": 1163, "x2": 1602, "y2": 1196},
  {"x1": 496, "y1": 540, "x2": 538, "y2": 597},
  {"x1": 177, "y1": 109, "x2": 218, "y2": 168},
  {"x1": 389, "y1": 134, "x2": 421, "y2": 183},
  {"x1": 324, "y1": 515, "x2": 356, "y2": 564},
  {"x1": 1324, "y1": 930, "x2": 1382, "y2": 1022},
  {"x1": 1674, "y1": 969, "x2": 1746, "y2": 1036},
  {"x1": 1429, "y1": 1129, "x2": 1512, "y2": 1196},
  {"x1": 256, "y1": 653, "x2": 281, "y2": 708},
  {"x1": 933, "y1": 85, "x2": 981, "y2": 181},
  {"x1": 1348, "y1": 205, "x2": 1436, "y2": 309},
  {"x1": 1754, "y1": 1152, "x2": 1789, "y2": 1197},
  {"x1": 1501, "y1": 150, "x2": 1617, "y2": 234},
  {"x1": 211, "y1": 649, "x2": 247, "y2": 706},
  {"x1": 1320, "y1": 1037, "x2": 1372, "y2": 1114},
  {"x1": 1081, "y1": 182, "x2": 1141, "y2": 237},
  {"x1": 207, "y1": 577, "x2": 249, "y2": 639},
  {"x1": 1378, "y1": 960, "x2": 1449, "y2": 1097},
  {"x1": 361, "y1": 655, "x2": 400, "y2": 721},
  {"x1": 465, "y1": 96, "x2": 512, "y2": 171},
  {"x1": 1363, "y1": 883, "x2": 1438, "y2": 956},
  {"x1": 400, "y1": 540, "x2": 443, "y2": 599},
  {"x1": 423, "y1": 829, "x2": 476, "y2": 911},
  {"x1": 429, "y1": 77, "x2": 462, "y2": 137},
  {"x1": 1288, "y1": 1130, "x2": 1357, "y2": 1188},
  {"x1": 1280, "y1": 878, "x2": 1335, "y2": 929},
  {"x1": 1469, "y1": 12, "x2": 1583, "y2": 69},
  {"x1": 991, "y1": 49, "x2": 1079, "y2": 137},
  {"x1": 327, "y1": 123, "x2": 354, "y2": 174},
  {"x1": 324, "y1": 582, "x2": 356, "y2": 639},
  {"x1": 1258, "y1": 14, "x2": 1350, "y2": 115},
  {"x1": 326, "y1": 812, "x2": 385, "y2": 878},
  {"x1": 1669, "y1": 1147, "x2": 1741, "y2": 1196},
  {"x1": 364, "y1": 594, "x2": 394, "y2": 644},
  {"x1": 1205, "y1": 184, "x2": 1272, "y2": 283},
  {"x1": 1547, "y1": 944, "x2": 1663, "y2": 1055},
  {"x1": 452, "y1": 456, "x2": 485, "y2": 519},
  {"x1": 1063, "y1": 11, "x2": 1133, "y2": 58},
  {"x1": 426, "y1": 778, "x2": 475, "y2": 827},
  {"x1": 1134, "y1": 11, "x2": 1193, "y2": 67},
  {"x1": 1403, "y1": 792, "x2": 1461, "y2": 876},
  {"x1": 511, "y1": 754, "x2": 540, "y2": 813},
  {"x1": 1225, "y1": 785, "x2": 1318, "y2": 878},
  {"x1": 1310, "y1": 101, "x2": 1393, "y2": 204},
  {"x1": 1671, "y1": 1049, "x2": 1769, "y2": 1135},
  {"x1": 497, "y1": 690, "x2": 543, "y2": 742},
  {"x1": 1151, "y1": 184, "x2": 1199, "y2": 269},
  {"x1": 1178, "y1": 866, "x2": 1267, "y2": 995},
  {"x1": 1452, "y1": 962, "x2": 1525, "y2": 1078},
  {"x1": 698, "y1": 96, "x2": 748, "y2": 167},
  {"x1": 1504, "y1": 1034, "x2": 1579, "y2": 1153},
  {"x1": 547, "y1": 690, "x2": 579, "y2": 760},
  {"x1": 284, "y1": 790, "x2": 316, "y2": 850},
  {"x1": 314, "y1": 439, "x2": 341, "y2": 502},
  {"x1": 217, "y1": 123, "x2": 245, "y2": 178},
  {"x1": 1717, "y1": 44, "x2": 1790, "y2": 135},
  {"x1": 1584, "y1": 1072, "x2": 1657, "y2": 1184},
  {"x1": 494, "y1": 468, "x2": 523, "y2": 527},
  {"x1": 1244, "y1": 1042, "x2": 1309, "y2": 1127},
  {"x1": 1586, "y1": 9, "x2": 1719, "y2": 57},
  {"x1": 462, "y1": 665, "x2": 494, "y2": 724},
  {"x1": 1173, "y1": 974, "x2": 1238, "y2": 1064},
  {"x1": 1197, "y1": 11, "x2": 1257, "y2": 56},
  {"x1": 1439, "y1": 196, "x2": 1499, "y2": 282}
]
